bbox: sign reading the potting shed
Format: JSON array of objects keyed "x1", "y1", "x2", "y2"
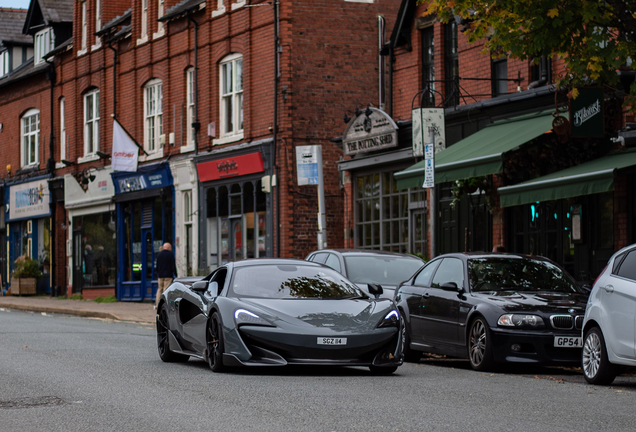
[{"x1": 342, "y1": 108, "x2": 398, "y2": 156}]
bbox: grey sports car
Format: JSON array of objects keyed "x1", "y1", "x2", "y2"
[{"x1": 156, "y1": 258, "x2": 404, "y2": 374}]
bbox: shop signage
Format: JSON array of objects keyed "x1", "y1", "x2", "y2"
[
  {"x1": 571, "y1": 88, "x2": 604, "y2": 138},
  {"x1": 412, "y1": 108, "x2": 446, "y2": 157},
  {"x1": 112, "y1": 166, "x2": 172, "y2": 195},
  {"x1": 296, "y1": 145, "x2": 320, "y2": 185},
  {"x1": 65, "y1": 169, "x2": 115, "y2": 208},
  {"x1": 8, "y1": 179, "x2": 50, "y2": 221},
  {"x1": 196, "y1": 152, "x2": 265, "y2": 183},
  {"x1": 342, "y1": 108, "x2": 398, "y2": 156}
]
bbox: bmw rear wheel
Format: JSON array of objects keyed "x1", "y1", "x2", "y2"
[
  {"x1": 156, "y1": 304, "x2": 189, "y2": 363},
  {"x1": 468, "y1": 317, "x2": 494, "y2": 371},
  {"x1": 207, "y1": 312, "x2": 226, "y2": 372},
  {"x1": 582, "y1": 326, "x2": 616, "y2": 385}
]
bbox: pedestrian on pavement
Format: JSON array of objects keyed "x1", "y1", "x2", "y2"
[{"x1": 156, "y1": 242, "x2": 177, "y2": 309}]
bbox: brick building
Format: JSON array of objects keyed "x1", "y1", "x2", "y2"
[
  {"x1": 0, "y1": 0, "x2": 402, "y2": 299},
  {"x1": 337, "y1": 0, "x2": 636, "y2": 284}
]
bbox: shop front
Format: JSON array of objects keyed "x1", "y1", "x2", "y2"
[
  {"x1": 196, "y1": 144, "x2": 273, "y2": 270},
  {"x1": 5, "y1": 177, "x2": 52, "y2": 294},
  {"x1": 112, "y1": 163, "x2": 174, "y2": 301},
  {"x1": 337, "y1": 108, "x2": 429, "y2": 256},
  {"x1": 64, "y1": 169, "x2": 116, "y2": 299}
]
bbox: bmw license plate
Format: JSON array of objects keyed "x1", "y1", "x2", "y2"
[
  {"x1": 317, "y1": 337, "x2": 347, "y2": 345},
  {"x1": 554, "y1": 336, "x2": 582, "y2": 348}
]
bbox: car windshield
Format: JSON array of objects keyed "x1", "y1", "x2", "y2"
[
  {"x1": 343, "y1": 255, "x2": 423, "y2": 286},
  {"x1": 229, "y1": 264, "x2": 367, "y2": 299},
  {"x1": 468, "y1": 258, "x2": 579, "y2": 293}
]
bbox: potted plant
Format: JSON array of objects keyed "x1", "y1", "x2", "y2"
[{"x1": 11, "y1": 255, "x2": 43, "y2": 296}]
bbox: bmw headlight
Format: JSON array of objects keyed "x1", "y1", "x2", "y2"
[
  {"x1": 377, "y1": 310, "x2": 400, "y2": 328},
  {"x1": 498, "y1": 314, "x2": 544, "y2": 328},
  {"x1": 234, "y1": 309, "x2": 274, "y2": 327}
]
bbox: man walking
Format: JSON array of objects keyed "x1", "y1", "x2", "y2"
[{"x1": 156, "y1": 242, "x2": 177, "y2": 309}]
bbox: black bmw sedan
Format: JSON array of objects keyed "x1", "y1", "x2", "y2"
[{"x1": 395, "y1": 252, "x2": 590, "y2": 371}]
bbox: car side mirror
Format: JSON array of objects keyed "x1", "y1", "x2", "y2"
[
  {"x1": 367, "y1": 283, "x2": 383, "y2": 298},
  {"x1": 440, "y1": 282, "x2": 461, "y2": 292},
  {"x1": 192, "y1": 281, "x2": 208, "y2": 293}
]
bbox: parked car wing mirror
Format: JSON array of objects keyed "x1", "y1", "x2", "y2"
[
  {"x1": 192, "y1": 281, "x2": 208, "y2": 293},
  {"x1": 367, "y1": 283, "x2": 383, "y2": 298},
  {"x1": 440, "y1": 282, "x2": 460, "y2": 292}
]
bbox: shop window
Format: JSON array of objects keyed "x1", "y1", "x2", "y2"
[
  {"x1": 144, "y1": 79, "x2": 163, "y2": 154},
  {"x1": 21, "y1": 109, "x2": 40, "y2": 167},
  {"x1": 598, "y1": 192, "x2": 613, "y2": 249},
  {"x1": 73, "y1": 212, "x2": 116, "y2": 288},
  {"x1": 206, "y1": 179, "x2": 267, "y2": 268},
  {"x1": 354, "y1": 169, "x2": 422, "y2": 254}
]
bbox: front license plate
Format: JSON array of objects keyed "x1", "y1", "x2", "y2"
[
  {"x1": 317, "y1": 337, "x2": 347, "y2": 345},
  {"x1": 554, "y1": 336, "x2": 582, "y2": 348}
]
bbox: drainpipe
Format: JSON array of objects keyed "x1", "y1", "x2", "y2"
[
  {"x1": 273, "y1": 0, "x2": 280, "y2": 256},
  {"x1": 44, "y1": 58, "x2": 57, "y2": 295},
  {"x1": 188, "y1": 15, "x2": 200, "y2": 155},
  {"x1": 378, "y1": 16, "x2": 385, "y2": 111},
  {"x1": 108, "y1": 40, "x2": 118, "y2": 118}
]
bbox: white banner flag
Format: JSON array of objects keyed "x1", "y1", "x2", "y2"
[{"x1": 112, "y1": 120, "x2": 139, "y2": 172}]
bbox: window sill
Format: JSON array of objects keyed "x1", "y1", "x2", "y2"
[
  {"x1": 231, "y1": 1, "x2": 246, "y2": 11},
  {"x1": 78, "y1": 154, "x2": 100, "y2": 164},
  {"x1": 91, "y1": 43, "x2": 101, "y2": 52},
  {"x1": 180, "y1": 145, "x2": 195, "y2": 154},
  {"x1": 140, "y1": 150, "x2": 163, "y2": 162},
  {"x1": 55, "y1": 162, "x2": 67, "y2": 169},
  {"x1": 212, "y1": 6, "x2": 226, "y2": 17},
  {"x1": 77, "y1": 48, "x2": 88, "y2": 57},
  {"x1": 213, "y1": 132, "x2": 244, "y2": 146},
  {"x1": 153, "y1": 29, "x2": 165, "y2": 40},
  {"x1": 136, "y1": 35, "x2": 149, "y2": 46}
]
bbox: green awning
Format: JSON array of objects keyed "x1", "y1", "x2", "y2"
[
  {"x1": 498, "y1": 148, "x2": 636, "y2": 207},
  {"x1": 394, "y1": 110, "x2": 557, "y2": 189}
]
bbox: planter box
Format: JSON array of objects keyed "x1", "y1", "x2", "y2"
[{"x1": 11, "y1": 278, "x2": 37, "y2": 295}]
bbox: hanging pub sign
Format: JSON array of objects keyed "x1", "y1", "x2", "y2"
[
  {"x1": 570, "y1": 87, "x2": 604, "y2": 138},
  {"x1": 412, "y1": 108, "x2": 446, "y2": 157},
  {"x1": 342, "y1": 108, "x2": 398, "y2": 156}
]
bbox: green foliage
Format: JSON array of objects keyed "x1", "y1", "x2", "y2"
[
  {"x1": 451, "y1": 176, "x2": 496, "y2": 213},
  {"x1": 94, "y1": 295, "x2": 117, "y2": 303},
  {"x1": 12, "y1": 256, "x2": 43, "y2": 279},
  {"x1": 422, "y1": 0, "x2": 636, "y2": 110},
  {"x1": 409, "y1": 252, "x2": 429, "y2": 262},
  {"x1": 69, "y1": 294, "x2": 83, "y2": 300}
]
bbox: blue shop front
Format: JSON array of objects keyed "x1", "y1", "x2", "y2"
[
  {"x1": 112, "y1": 163, "x2": 174, "y2": 301},
  {"x1": 4, "y1": 177, "x2": 52, "y2": 295}
]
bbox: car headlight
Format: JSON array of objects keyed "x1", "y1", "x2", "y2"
[
  {"x1": 498, "y1": 314, "x2": 545, "y2": 328},
  {"x1": 377, "y1": 310, "x2": 400, "y2": 328},
  {"x1": 234, "y1": 309, "x2": 274, "y2": 327}
]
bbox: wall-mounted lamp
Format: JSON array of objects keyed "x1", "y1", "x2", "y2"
[{"x1": 6, "y1": 164, "x2": 11, "y2": 175}]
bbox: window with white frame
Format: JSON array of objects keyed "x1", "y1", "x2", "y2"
[
  {"x1": 21, "y1": 109, "x2": 40, "y2": 167},
  {"x1": 212, "y1": 0, "x2": 226, "y2": 17},
  {"x1": 144, "y1": 79, "x2": 163, "y2": 152},
  {"x1": 81, "y1": 1, "x2": 87, "y2": 51},
  {"x1": 140, "y1": 0, "x2": 148, "y2": 40},
  {"x1": 0, "y1": 50, "x2": 8, "y2": 77},
  {"x1": 156, "y1": 0, "x2": 165, "y2": 35},
  {"x1": 84, "y1": 89, "x2": 100, "y2": 156},
  {"x1": 60, "y1": 97, "x2": 66, "y2": 162},
  {"x1": 94, "y1": 0, "x2": 102, "y2": 48},
  {"x1": 184, "y1": 190, "x2": 193, "y2": 275},
  {"x1": 219, "y1": 54, "x2": 243, "y2": 141},
  {"x1": 34, "y1": 27, "x2": 54, "y2": 65},
  {"x1": 186, "y1": 68, "x2": 195, "y2": 149}
]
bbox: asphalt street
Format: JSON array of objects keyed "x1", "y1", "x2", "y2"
[{"x1": 1, "y1": 308, "x2": 635, "y2": 432}]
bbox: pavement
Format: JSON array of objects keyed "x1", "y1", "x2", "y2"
[{"x1": 0, "y1": 295, "x2": 156, "y2": 325}]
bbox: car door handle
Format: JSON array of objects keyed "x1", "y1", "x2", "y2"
[{"x1": 602, "y1": 284, "x2": 614, "y2": 293}]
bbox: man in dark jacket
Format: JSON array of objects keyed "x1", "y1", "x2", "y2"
[{"x1": 155, "y1": 243, "x2": 177, "y2": 309}]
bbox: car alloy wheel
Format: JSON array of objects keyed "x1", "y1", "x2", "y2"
[
  {"x1": 207, "y1": 313, "x2": 226, "y2": 372},
  {"x1": 156, "y1": 304, "x2": 189, "y2": 363},
  {"x1": 400, "y1": 315, "x2": 420, "y2": 363},
  {"x1": 582, "y1": 327, "x2": 616, "y2": 385},
  {"x1": 468, "y1": 317, "x2": 494, "y2": 371}
]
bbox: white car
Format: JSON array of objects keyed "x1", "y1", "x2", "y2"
[{"x1": 582, "y1": 243, "x2": 636, "y2": 384}]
